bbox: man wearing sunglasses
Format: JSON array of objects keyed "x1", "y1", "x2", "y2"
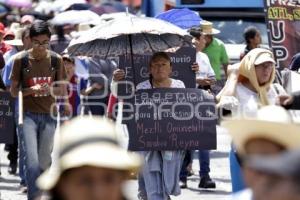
[{"x1": 10, "y1": 20, "x2": 65, "y2": 200}]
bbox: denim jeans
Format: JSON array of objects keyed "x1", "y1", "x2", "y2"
[
  {"x1": 180, "y1": 150, "x2": 211, "y2": 180},
  {"x1": 179, "y1": 151, "x2": 192, "y2": 182},
  {"x1": 23, "y1": 112, "x2": 56, "y2": 200},
  {"x1": 141, "y1": 151, "x2": 183, "y2": 200},
  {"x1": 198, "y1": 150, "x2": 210, "y2": 177}
]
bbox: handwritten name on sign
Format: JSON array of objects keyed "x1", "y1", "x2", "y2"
[
  {"x1": 117, "y1": 46, "x2": 196, "y2": 97},
  {"x1": 0, "y1": 91, "x2": 15, "y2": 144},
  {"x1": 123, "y1": 88, "x2": 217, "y2": 151}
]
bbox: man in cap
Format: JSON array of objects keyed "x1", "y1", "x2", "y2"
[{"x1": 201, "y1": 20, "x2": 229, "y2": 93}]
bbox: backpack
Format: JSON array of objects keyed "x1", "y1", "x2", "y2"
[{"x1": 20, "y1": 50, "x2": 59, "y2": 87}]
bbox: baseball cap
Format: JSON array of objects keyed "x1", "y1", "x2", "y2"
[{"x1": 254, "y1": 52, "x2": 276, "y2": 65}]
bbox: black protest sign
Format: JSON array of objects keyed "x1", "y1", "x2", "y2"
[
  {"x1": 117, "y1": 46, "x2": 196, "y2": 97},
  {"x1": 123, "y1": 88, "x2": 217, "y2": 151},
  {"x1": 0, "y1": 91, "x2": 15, "y2": 144},
  {"x1": 170, "y1": 47, "x2": 196, "y2": 88}
]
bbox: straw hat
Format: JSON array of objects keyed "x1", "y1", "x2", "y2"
[
  {"x1": 37, "y1": 116, "x2": 142, "y2": 190},
  {"x1": 222, "y1": 105, "x2": 300, "y2": 155},
  {"x1": 200, "y1": 20, "x2": 220, "y2": 35}
]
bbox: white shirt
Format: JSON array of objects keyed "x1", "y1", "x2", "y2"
[
  {"x1": 195, "y1": 52, "x2": 215, "y2": 79},
  {"x1": 234, "y1": 82, "x2": 287, "y2": 117},
  {"x1": 136, "y1": 78, "x2": 185, "y2": 90},
  {"x1": 195, "y1": 52, "x2": 215, "y2": 88}
]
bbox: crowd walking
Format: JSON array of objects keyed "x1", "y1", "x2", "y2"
[{"x1": 0, "y1": 1, "x2": 300, "y2": 200}]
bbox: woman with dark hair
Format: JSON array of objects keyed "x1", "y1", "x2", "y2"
[{"x1": 240, "y1": 26, "x2": 262, "y2": 60}]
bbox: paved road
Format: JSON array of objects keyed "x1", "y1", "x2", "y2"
[{"x1": 0, "y1": 126, "x2": 232, "y2": 200}]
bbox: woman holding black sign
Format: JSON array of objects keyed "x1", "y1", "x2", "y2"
[{"x1": 113, "y1": 52, "x2": 198, "y2": 200}]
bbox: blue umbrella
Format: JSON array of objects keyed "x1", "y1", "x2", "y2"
[
  {"x1": 0, "y1": 3, "x2": 9, "y2": 15},
  {"x1": 155, "y1": 8, "x2": 202, "y2": 30}
]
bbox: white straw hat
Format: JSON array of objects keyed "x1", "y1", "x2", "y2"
[
  {"x1": 37, "y1": 116, "x2": 142, "y2": 190},
  {"x1": 200, "y1": 20, "x2": 220, "y2": 35},
  {"x1": 222, "y1": 105, "x2": 300, "y2": 154}
]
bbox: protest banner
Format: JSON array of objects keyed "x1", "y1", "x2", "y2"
[
  {"x1": 265, "y1": 0, "x2": 300, "y2": 68},
  {"x1": 123, "y1": 88, "x2": 217, "y2": 151},
  {"x1": 0, "y1": 91, "x2": 15, "y2": 144},
  {"x1": 117, "y1": 46, "x2": 196, "y2": 97}
]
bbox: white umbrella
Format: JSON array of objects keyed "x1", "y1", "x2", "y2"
[
  {"x1": 68, "y1": 15, "x2": 190, "y2": 58},
  {"x1": 51, "y1": 10, "x2": 101, "y2": 25}
]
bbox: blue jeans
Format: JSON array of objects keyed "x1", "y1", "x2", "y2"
[
  {"x1": 180, "y1": 150, "x2": 211, "y2": 181},
  {"x1": 180, "y1": 151, "x2": 192, "y2": 182},
  {"x1": 198, "y1": 150, "x2": 210, "y2": 177},
  {"x1": 23, "y1": 112, "x2": 56, "y2": 200}
]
